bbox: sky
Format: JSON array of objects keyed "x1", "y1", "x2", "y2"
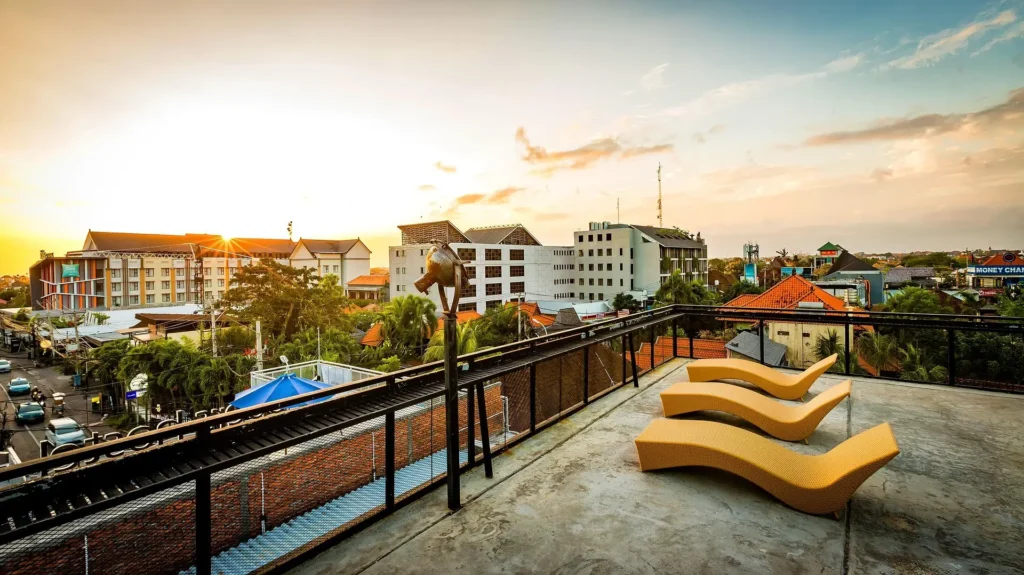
[{"x1": 1, "y1": 0, "x2": 1023, "y2": 274}]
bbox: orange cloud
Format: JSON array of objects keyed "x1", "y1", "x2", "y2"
[
  {"x1": 487, "y1": 186, "x2": 525, "y2": 204},
  {"x1": 418, "y1": 184, "x2": 437, "y2": 191},
  {"x1": 434, "y1": 161, "x2": 456, "y2": 173},
  {"x1": 515, "y1": 127, "x2": 673, "y2": 175}
]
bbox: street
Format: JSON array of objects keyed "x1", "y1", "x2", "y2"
[{"x1": 1, "y1": 349, "x2": 116, "y2": 462}]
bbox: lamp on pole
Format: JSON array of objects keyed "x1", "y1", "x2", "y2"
[{"x1": 414, "y1": 240, "x2": 472, "y2": 511}]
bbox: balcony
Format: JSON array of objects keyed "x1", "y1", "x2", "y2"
[{"x1": 0, "y1": 307, "x2": 1020, "y2": 575}]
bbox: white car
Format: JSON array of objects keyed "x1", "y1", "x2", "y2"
[{"x1": 0, "y1": 359, "x2": 11, "y2": 373}]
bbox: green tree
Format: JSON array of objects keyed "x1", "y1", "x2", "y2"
[
  {"x1": 93, "y1": 312, "x2": 110, "y2": 325},
  {"x1": 997, "y1": 290, "x2": 1024, "y2": 317},
  {"x1": 423, "y1": 322, "x2": 480, "y2": 362},
  {"x1": 476, "y1": 304, "x2": 531, "y2": 346},
  {"x1": 13, "y1": 308, "x2": 30, "y2": 322},
  {"x1": 278, "y1": 328, "x2": 360, "y2": 364},
  {"x1": 898, "y1": 344, "x2": 948, "y2": 383},
  {"x1": 87, "y1": 339, "x2": 131, "y2": 386},
  {"x1": 857, "y1": 332, "x2": 899, "y2": 375},
  {"x1": 882, "y1": 287, "x2": 951, "y2": 315},
  {"x1": 374, "y1": 356, "x2": 402, "y2": 372},
  {"x1": 722, "y1": 280, "x2": 763, "y2": 303},
  {"x1": 655, "y1": 270, "x2": 715, "y2": 305},
  {"x1": 957, "y1": 290, "x2": 982, "y2": 315},
  {"x1": 612, "y1": 293, "x2": 641, "y2": 312},
  {"x1": 813, "y1": 329, "x2": 853, "y2": 374},
  {"x1": 219, "y1": 260, "x2": 329, "y2": 338},
  {"x1": 379, "y1": 295, "x2": 437, "y2": 357}
]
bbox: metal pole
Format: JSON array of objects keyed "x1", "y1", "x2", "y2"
[
  {"x1": 947, "y1": 328, "x2": 956, "y2": 386},
  {"x1": 475, "y1": 381, "x2": 493, "y2": 478},
  {"x1": 529, "y1": 363, "x2": 537, "y2": 433},
  {"x1": 629, "y1": 333, "x2": 639, "y2": 387},
  {"x1": 758, "y1": 319, "x2": 765, "y2": 365},
  {"x1": 672, "y1": 318, "x2": 678, "y2": 358},
  {"x1": 385, "y1": 411, "x2": 395, "y2": 510},
  {"x1": 467, "y1": 381, "x2": 476, "y2": 464},
  {"x1": 195, "y1": 426, "x2": 211, "y2": 575},
  {"x1": 844, "y1": 318, "x2": 851, "y2": 375},
  {"x1": 443, "y1": 313, "x2": 460, "y2": 511},
  {"x1": 649, "y1": 326, "x2": 655, "y2": 368}
]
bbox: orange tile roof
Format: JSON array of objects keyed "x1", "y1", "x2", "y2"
[
  {"x1": 636, "y1": 337, "x2": 727, "y2": 370},
  {"x1": 347, "y1": 274, "x2": 389, "y2": 287},
  {"x1": 727, "y1": 275, "x2": 848, "y2": 311},
  {"x1": 361, "y1": 322, "x2": 384, "y2": 347},
  {"x1": 435, "y1": 310, "x2": 481, "y2": 332},
  {"x1": 979, "y1": 252, "x2": 1024, "y2": 266},
  {"x1": 724, "y1": 293, "x2": 759, "y2": 307},
  {"x1": 505, "y1": 301, "x2": 557, "y2": 326}
]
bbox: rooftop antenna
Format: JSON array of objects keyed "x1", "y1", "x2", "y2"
[{"x1": 657, "y1": 163, "x2": 663, "y2": 228}]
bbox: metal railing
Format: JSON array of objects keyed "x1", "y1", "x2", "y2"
[{"x1": 0, "y1": 305, "x2": 1019, "y2": 574}]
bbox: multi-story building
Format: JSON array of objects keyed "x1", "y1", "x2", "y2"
[
  {"x1": 573, "y1": 222, "x2": 708, "y2": 302},
  {"x1": 965, "y1": 251, "x2": 1024, "y2": 292},
  {"x1": 288, "y1": 238, "x2": 372, "y2": 288},
  {"x1": 389, "y1": 221, "x2": 575, "y2": 313},
  {"x1": 30, "y1": 231, "x2": 366, "y2": 310}
]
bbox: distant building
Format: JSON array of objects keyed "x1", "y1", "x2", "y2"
[
  {"x1": 389, "y1": 221, "x2": 575, "y2": 314},
  {"x1": 288, "y1": 239, "x2": 372, "y2": 289},
  {"x1": 965, "y1": 252, "x2": 1024, "y2": 292},
  {"x1": 708, "y1": 269, "x2": 737, "y2": 293},
  {"x1": 345, "y1": 274, "x2": 389, "y2": 302},
  {"x1": 821, "y1": 251, "x2": 885, "y2": 307},
  {"x1": 814, "y1": 241, "x2": 845, "y2": 270},
  {"x1": 725, "y1": 331, "x2": 788, "y2": 367},
  {"x1": 574, "y1": 221, "x2": 708, "y2": 303},
  {"x1": 883, "y1": 267, "x2": 938, "y2": 291}
]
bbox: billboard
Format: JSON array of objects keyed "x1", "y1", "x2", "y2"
[
  {"x1": 743, "y1": 263, "x2": 757, "y2": 283},
  {"x1": 61, "y1": 264, "x2": 80, "y2": 278}
]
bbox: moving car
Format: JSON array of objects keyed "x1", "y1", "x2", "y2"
[
  {"x1": 7, "y1": 377, "x2": 31, "y2": 395},
  {"x1": 0, "y1": 359, "x2": 11, "y2": 373},
  {"x1": 15, "y1": 402, "x2": 45, "y2": 424},
  {"x1": 45, "y1": 418, "x2": 87, "y2": 448}
]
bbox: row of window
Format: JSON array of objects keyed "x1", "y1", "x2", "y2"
[
  {"x1": 580, "y1": 263, "x2": 632, "y2": 273},
  {"x1": 554, "y1": 278, "x2": 574, "y2": 285},
  {"x1": 110, "y1": 291, "x2": 204, "y2": 306},
  {"x1": 579, "y1": 233, "x2": 613, "y2": 242},
  {"x1": 552, "y1": 250, "x2": 573, "y2": 256},
  {"x1": 554, "y1": 264, "x2": 573, "y2": 270},
  {"x1": 110, "y1": 267, "x2": 219, "y2": 279},
  {"x1": 109, "y1": 279, "x2": 222, "y2": 292},
  {"x1": 580, "y1": 278, "x2": 624, "y2": 287},
  {"x1": 580, "y1": 248, "x2": 630, "y2": 258}
]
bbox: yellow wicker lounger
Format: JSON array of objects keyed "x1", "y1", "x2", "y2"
[
  {"x1": 634, "y1": 419, "x2": 898, "y2": 515},
  {"x1": 660, "y1": 380, "x2": 852, "y2": 442},
  {"x1": 685, "y1": 354, "x2": 838, "y2": 400}
]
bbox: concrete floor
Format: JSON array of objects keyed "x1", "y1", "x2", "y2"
[{"x1": 291, "y1": 359, "x2": 1024, "y2": 575}]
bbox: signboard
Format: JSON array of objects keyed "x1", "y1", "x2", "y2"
[
  {"x1": 126, "y1": 390, "x2": 138, "y2": 400},
  {"x1": 967, "y1": 266, "x2": 1024, "y2": 276},
  {"x1": 61, "y1": 264, "x2": 80, "y2": 278},
  {"x1": 820, "y1": 250, "x2": 838, "y2": 257},
  {"x1": 743, "y1": 263, "x2": 757, "y2": 282}
]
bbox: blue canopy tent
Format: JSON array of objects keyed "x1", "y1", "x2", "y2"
[{"x1": 231, "y1": 373, "x2": 334, "y2": 410}]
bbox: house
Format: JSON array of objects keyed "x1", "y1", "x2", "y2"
[
  {"x1": 723, "y1": 274, "x2": 861, "y2": 368},
  {"x1": 965, "y1": 251, "x2": 1024, "y2": 291},
  {"x1": 346, "y1": 274, "x2": 389, "y2": 302},
  {"x1": 724, "y1": 331, "x2": 788, "y2": 367},
  {"x1": 289, "y1": 238, "x2": 372, "y2": 289},
  {"x1": 707, "y1": 269, "x2": 737, "y2": 293},
  {"x1": 814, "y1": 241, "x2": 845, "y2": 270},
  {"x1": 389, "y1": 221, "x2": 575, "y2": 314},
  {"x1": 884, "y1": 267, "x2": 938, "y2": 289},
  {"x1": 822, "y1": 251, "x2": 885, "y2": 306}
]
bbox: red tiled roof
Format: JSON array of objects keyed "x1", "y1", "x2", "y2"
[
  {"x1": 636, "y1": 337, "x2": 727, "y2": 370},
  {"x1": 361, "y1": 323, "x2": 384, "y2": 347},
  {"x1": 435, "y1": 311, "x2": 481, "y2": 332},
  {"x1": 724, "y1": 293, "x2": 759, "y2": 307},
  {"x1": 347, "y1": 274, "x2": 389, "y2": 287},
  {"x1": 506, "y1": 302, "x2": 557, "y2": 326},
  {"x1": 726, "y1": 275, "x2": 848, "y2": 311},
  {"x1": 979, "y1": 252, "x2": 1024, "y2": 266}
]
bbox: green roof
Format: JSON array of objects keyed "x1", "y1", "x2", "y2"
[{"x1": 818, "y1": 241, "x2": 840, "y2": 251}]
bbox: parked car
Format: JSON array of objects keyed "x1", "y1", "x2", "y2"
[
  {"x1": 15, "y1": 402, "x2": 45, "y2": 424},
  {"x1": 7, "y1": 377, "x2": 30, "y2": 395},
  {"x1": 0, "y1": 359, "x2": 11, "y2": 373},
  {"x1": 45, "y1": 418, "x2": 86, "y2": 448}
]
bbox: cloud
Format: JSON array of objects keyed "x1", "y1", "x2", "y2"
[
  {"x1": 442, "y1": 186, "x2": 527, "y2": 216},
  {"x1": 514, "y1": 127, "x2": 673, "y2": 174},
  {"x1": 692, "y1": 124, "x2": 725, "y2": 144},
  {"x1": 418, "y1": 184, "x2": 437, "y2": 191},
  {"x1": 534, "y1": 212, "x2": 569, "y2": 221},
  {"x1": 885, "y1": 9, "x2": 1017, "y2": 69},
  {"x1": 824, "y1": 53, "x2": 866, "y2": 73},
  {"x1": 805, "y1": 87, "x2": 1024, "y2": 145},
  {"x1": 434, "y1": 161, "x2": 456, "y2": 173},
  {"x1": 487, "y1": 186, "x2": 525, "y2": 204},
  {"x1": 972, "y1": 20, "x2": 1024, "y2": 55},
  {"x1": 452, "y1": 193, "x2": 484, "y2": 205},
  {"x1": 871, "y1": 168, "x2": 894, "y2": 182},
  {"x1": 640, "y1": 63, "x2": 669, "y2": 91}
]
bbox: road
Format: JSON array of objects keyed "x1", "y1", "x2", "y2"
[{"x1": 1, "y1": 349, "x2": 116, "y2": 462}]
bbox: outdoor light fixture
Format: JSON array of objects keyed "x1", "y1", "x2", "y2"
[{"x1": 413, "y1": 240, "x2": 471, "y2": 315}]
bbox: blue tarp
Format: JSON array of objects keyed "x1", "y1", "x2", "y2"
[{"x1": 230, "y1": 373, "x2": 333, "y2": 410}]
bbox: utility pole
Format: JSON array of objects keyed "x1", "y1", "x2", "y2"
[
  {"x1": 210, "y1": 310, "x2": 218, "y2": 357},
  {"x1": 255, "y1": 320, "x2": 263, "y2": 371},
  {"x1": 657, "y1": 163, "x2": 663, "y2": 228}
]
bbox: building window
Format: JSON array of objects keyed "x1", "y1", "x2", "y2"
[
  {"x1": 630, "y1": 248, "x2": 634, "y2": 259},
  {"x1": 145, "y1": 294, "x2": 154, "y2": 304},
  {"x1": 571, "y1": 279, "x2": 575, "y2": 284},
  {"x1": 485, "y1": 249, "x2": 501, "y2": 261},
  {"x1": 597, "y1": 234, "x2": 602, "y2": 242},
  {"x1": 588, "y1": 264, "x2": 594, "y2": 271},
  {"x1": 217, "y1": 291, "x2": 223, "y2": 299},
  {"x1": 777, "y1": 331, "x2": 790, "y2": 336},
  {"x1": 205, "y1": 280, "x2": 212, "y2": 288},
  {"x1": 203, "y1": 267, "x2": 211, "y2": 275},
  {"x1": 510, "y1": 249, "x2": 524, "y2": 261},
  {"x1": 598, "y1": 278, "x2": 604, "y2": 286},
  {"x1": 485, "y1": 266, "x2": 502, "y2": 278},
  {"x1": 218, "y1": 279, "x2": 225, "y2": 287},
  {"x1": 485, "y1": 283, "x2": 502, "y2": 296},
  {"x1": 420, "y1": 267, "x2": 425, "y2": 274},
  {"x1": 205, "y1": 291, "x2": 213, "y2": 301},
  {"x1": 333, "y1": 265, "x2": 339, "y2": 273},
  {"x1": 578, "y1": 264, "x2": 583, "y2": 271},
  {"x1": 112, "y1": 296, "x2": 122, "y2": 307},
  {"x1": 458, "y1": 302, "x2": 476, "y2": 312},
  {"x1": 630, "y1": 264, "x2": 634, "y2": 274},
  {"x1": 510, "y1": 266, "x2": 525, "y2": 277},
  {"x1": 579, "y1": 277, "x2": 584, "y2": 285},
  {"x1": 486, "y1": 300, "x2": 501, "y2": 310},
  {"x1": 589, "y1": 293, "x2": 594, "y2": 300},
  {"x1": 802, "y1": 332, "x2": 811, "y2": 338},
  {"x1": 463, "y1": 284, "x2": 477, "y2": 297},
  {"x1": 161, "y1": 281, "x2": 170, "y2": 289},
  {"x1": 161, "y1": 268, "x2": 170, "y2": 277},
  {"x1": 588, "y1": 234, "x2": 593, "y2": 242},
  {"x1": 510, "y1": 281, "x2": 525, "y2": 293},
  {"x1": 578, "y1": 235, "x2": 583, "y2": 242},
  {"x1": 458, "y1": 248, "x2": 477, "y2": 261},
  {"x1": 145, "y1": 268, "x2": 154, "y2": 277},
  {"x1": 176, "y1": 280, "x2": 184, "y2": 289},
  {"x1": 129, "y1": 282, "x2": 139, "y2": 292},
  {"x1": 323, "y1": 266, "x2": 330, "y2": 274},
  {"x1": 589, "y1": 278, "x2": 594, "y2": 286},
  {"x1": 162, "y1": 293, "x2": 171, "y2": 302},
  {"x1": 620, "y1": 263, "x2": 624, "y2": 271},
  {"x1": 176, "y1": 269, "x2": 185, "y2": 277},
  {"x1": 111, "y1": 269, "x2": 121, "y2": 279},
  {"x1": 588, "y1": 249, "x2": 594, "y2": 257},
  {"x1": 129, "y1": 268, "x2": 139, "y2": 278},
  {"x1": 598, "y1": 264, "x2": 604, "y2": 271},
  {"x1": 145, "y1": 281, "x2": 154, "y2": 290},
  {"x1": 177, "y1": 292, "x2": 185, "y2": 301},
  {"x1": 599, "y1": 293, "x2": 604, "y2": 300},
  {"x1": 620, "y1": 279, "x2": 624, "y2": 286},
  {"x1": 130, "y1": 295, "x2": 139, "y2": 305},
  {"x1": 606, "y1": 233, "x2": 611, "y2": 241},
  {"x1": 464, "y1": 266, "x2": 477, "y2": 279},
  {"x1": 608, "y1": 278, "x2": 612, "y2": 286}
]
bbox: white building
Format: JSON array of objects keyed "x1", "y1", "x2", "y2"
[
  {"x1": 389, "y1": 221, "x2": 575, "y2": 313},
  {"x1": 288, "y1": 238, "x2": 372, "y2": 289},
  {"x1": 574, "y1": 222, "x2": 708, "y2": 302}
]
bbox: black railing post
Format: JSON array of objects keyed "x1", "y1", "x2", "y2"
[
  {"x1": 650, "y1": 326, "x2": 656, "y2": 368},
  {"x1": 672, "y1": 318, "x2": 678, "y2": 358},
  {"x1": 529, "y1": 363, "x2": 537, "y2": 433},
  {"x1": 628, "y1": 332, "x2": 639, "y2": 387},
  {"x1": 475, "y1": 381, "x2": 493, "y2": 478},
  {"x1": 443, "y1": 313, "x2": 460, "y2": 511},
  {"x1": 385, "y1": 411, "x2": 395, "y2": 510},
  {"x1": 689, "y1": 327, "x2": 695, "y2": 360},
  {"x1": 582, "y1": 345, "x2": 590, "y2": 404},
  {"x1": 758, "y1": 319, "x2": 766, "y2": 365},
  {"x1": 845, "y1": 317, "x2": 852, "y2": 375},
  {"x1": 621, "y1": 334, "x2": 627, "y2": 384},
  {"x1": 467, "y1": 383, "x2": 476, "y2": 464},
  {"x1": 195, "y1": 426, "x2": 211, "y2": 575},
  {"x1": 948, "y1": 328, "x2": 956, "y2": 386}
]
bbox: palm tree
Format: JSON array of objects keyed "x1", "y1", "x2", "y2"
[
  {"x1": 776, "y1": 248, "x2": 789, "y2": 260},
  {"x1": 477, "y1": 304, "x2": 532, "y2": 345},
  {"x1": 898, "y1": 344, "x2": 948, "y2": 382},
  {"x1": 379, "y1": 295, "x2": 437, "y2": 356},
  {"x1": 655, "y1": 270, "x2": 695, "y2": 305},
  {"x1": 857, "y1": 332, "x2": 899, "y2": 375},
  {"x1": 423, "y1": 322, "x2": 480, "y2": 362},
  {"x1": 957, "y1": 290, "x2": 982, "y2": 315},
  {"x1": 814, "y1": 329, "x2": 850, "y2": 374}
]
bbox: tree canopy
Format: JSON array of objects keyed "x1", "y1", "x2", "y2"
[{"x1": 722, "y1": 280, "x2": 763, "y2": 304}]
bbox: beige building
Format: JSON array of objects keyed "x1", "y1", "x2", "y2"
[{"x1": 288, "y1": 239, "x2": 372, "y2": 288}]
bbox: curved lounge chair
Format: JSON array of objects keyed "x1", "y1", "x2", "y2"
[
  {"x1": 660, "y1": 380, "x2": 852, "y2": 441},
  {"x1": 634, "y1": 419, "x2": 898, "y2": 515},
  {"x1": 685, "y1": 354, "x2": 838, "y2": 400}
]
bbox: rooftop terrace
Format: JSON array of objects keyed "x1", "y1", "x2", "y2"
[{"x1": 291, "y1": 359, "x2": 1024, "y2": 575}]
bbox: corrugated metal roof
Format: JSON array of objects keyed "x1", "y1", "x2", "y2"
[
  {"x1": 631, "y1": 225, "x2": 705, "y2": 249},
  {"x1": 725, "y1": 331, "x2": 787, "y2": 366}
]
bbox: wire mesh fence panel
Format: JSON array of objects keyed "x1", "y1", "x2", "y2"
[
  {"x1": 559, "y1": 350, "x2": 585, "y2": 414},
  {"x1": 587, "y1": 339, "x2": 625, "y2": 400},
  {"x1": 0, "y1": 481, "x2": 196, "y2": 575},
  {"x1": 462, "y1": 382, "x2": 511, "y2": 463},
  {"x1": 534, "y1": 356, "x2": 563, "y2": 429},
  {"x1": 497, "y1": 367, "x2": 532, "y2": 439},
  {"x1": 206, "y1": 416, "x2": 386, "y2": 574},
  {"x1": 396, "y1": 396, "x2": 448, "y2": 502},
  {"x1": 955, "y1": 330, "x2": 1024, "y2": 393}
]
